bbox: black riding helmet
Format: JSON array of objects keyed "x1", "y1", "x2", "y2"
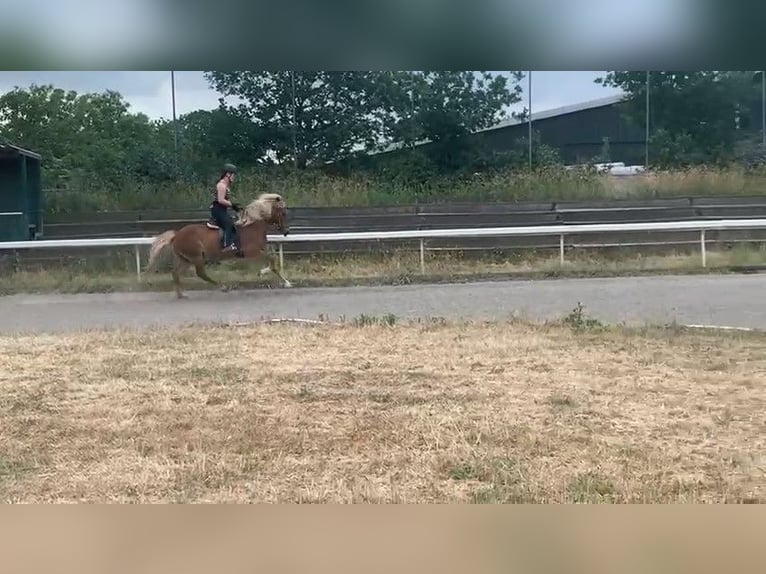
[{"x1": 223, "y1": 163, "x2": 238, "y2": 174}]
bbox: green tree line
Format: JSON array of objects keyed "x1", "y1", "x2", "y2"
[
  {"x1": 0, "y1": 72, "x2": 529, "y2": 186},
  {"x1": 1, "y1": 71, "x2": 765, "y2": 213},
  {"x1": 596, "y1": 71, "x2": 766, "y2": 167}
]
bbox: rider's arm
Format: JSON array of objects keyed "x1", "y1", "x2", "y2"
[{"x1": 216, "y1": 181, "x2": 233, "y2": 207}]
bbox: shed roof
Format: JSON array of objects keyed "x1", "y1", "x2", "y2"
[{"x1": 0, "y1": 140, "x2": 42, "y2": 161}]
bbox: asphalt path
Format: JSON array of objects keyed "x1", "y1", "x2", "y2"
[{"x1": 1, "y1": 274, "x2": 765, "y2": 335}]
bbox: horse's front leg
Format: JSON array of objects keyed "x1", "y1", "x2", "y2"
[{"x1": 258, "y1": 245, "x2": 292, "y2": 288}]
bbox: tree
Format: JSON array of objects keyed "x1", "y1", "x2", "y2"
[
  {"x1": 0, "y1": 84, "x2": 169, "y2": 186},
  {"x1": 380, "y1": 71, "x2": 523, "y2": 169},
  {"x1": 595, "y1": 71, "x2": 757, "y2": 166},
  {"x1": 204, "y1": 71, "x2": 389, "y2": 168},
  {"x1": 170, "y1": 108, "x2": 270, "y2": 178},
  {"x1": 204, "y1": 71, "x2": 523, "y2": 171},
  {"x1": 383, "y1": 71, "x2": 522, "y2": 144}
]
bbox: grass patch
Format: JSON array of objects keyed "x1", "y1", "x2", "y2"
[
  {"x1": 548, "y1": 393, "x2": 578, "y2": 408},
  {"x1": 1, "y1": 318, "x2": 765, "y2": 503},
  {"x1": 352, "y1": 313, "x2": 398, "y2": 327},
  {"x1": 568, "y1": 471, "x2": 618, "y2": 503},
  {"x1": 3, "y1": 244, "x2": 766, "y2": 295}
]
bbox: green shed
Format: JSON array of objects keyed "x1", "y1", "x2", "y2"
[{"x1": 0, "y1": 141, "x2": 43, "y2": 241}]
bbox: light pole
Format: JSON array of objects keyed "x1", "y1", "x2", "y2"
[
  {"x1": 291, "y1": 71, "x2": 298, "y2": 168},
  {"x1": 645, "y1": 71, "x2": 650, "y2": 168},
  {"x1": 528, "y1": 71, "x2": 532, "y2": 170},
  {"x1": 761, "y1": 70, "x2": 765, "y2": 146},
  {"x1": 171, "y1": 71, "x2": 179, "y2": 166}
]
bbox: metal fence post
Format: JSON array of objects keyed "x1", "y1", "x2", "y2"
[
  {"x1": 700, "y1": 229, "x2": 706, "y2": 267},
  {"x1": 559, "y1": 234, "x2": 565, "y2": 266},
  {"x1": 419, "y1": 239, "x2": 425, "y2": 274}
]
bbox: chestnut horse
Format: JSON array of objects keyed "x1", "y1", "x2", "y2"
[{"x1": 145, "y1": 193, "x2": 291, "y2": 298}]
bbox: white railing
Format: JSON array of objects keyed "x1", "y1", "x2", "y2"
[{"x1": 2, "y1": 218, "x2": 766, "y2": 281}]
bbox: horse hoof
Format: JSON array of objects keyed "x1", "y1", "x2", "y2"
[{"x1": 283, "y1": 281, "x2": 293, "y2": 289}]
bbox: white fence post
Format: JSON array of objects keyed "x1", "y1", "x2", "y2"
[
  {"x1": 134, "y1": 245, "x2": 141, "y2": 281},
  {"x1": 700, "y1": 229, "x2": 707, "y2": 267},
  {"x1": 419, "y1": 239, "x2": 425, "y2": 274}
]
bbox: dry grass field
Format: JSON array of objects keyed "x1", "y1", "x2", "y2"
[{"x1": 1, "y1": 316, "x2": 765, "y2": 503}]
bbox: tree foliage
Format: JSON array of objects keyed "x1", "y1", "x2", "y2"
[
  {"x1": 377, "y1": 71, "x2": 523, "y2": 169},
  {"x1": 0, "y1": 72, "x2": 526, "y2": 194},
  {"x1": 0, "y1": 84, "x2": 176, "y2": 186},
  {"x1": 203, "y1": 70, "x2": 522, "y2": 170},
  {"x1": 596, "y1": 71, "x2": 759, "y2": 166},
  {"x1": 382, "y1": 71, "x2": 522, "y2": 143},
  {"x1": 204, "y1": 71, "x2": 391, "y2": 168},
  {"x1": 169, "y1": 108, "x2": 269, "y2": 177}
]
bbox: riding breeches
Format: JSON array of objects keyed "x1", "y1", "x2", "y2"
[{"x1": 210, "y1": 202, "x2": 238, "y2": 247}]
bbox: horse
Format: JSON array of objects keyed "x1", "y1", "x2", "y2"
[{"x1": 144, "y1": 193, "x2": 292, "y2": 299}]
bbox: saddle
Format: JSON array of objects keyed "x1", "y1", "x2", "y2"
[
  {"x1": 206, "y1": 219, "x2": 243, "y2": 255},
  {"x1": 206, "y1": 219, "x2": 227, "y2": 249}
]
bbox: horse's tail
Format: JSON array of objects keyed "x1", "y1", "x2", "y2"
[{"x1": 144, "y1": 229, "x2": 177, "y2": 274}]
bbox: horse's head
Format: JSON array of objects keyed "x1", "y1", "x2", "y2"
[
  {"x1": 238, "y1": 193, "x2": 290, "y2": 236},
  {"x1": 270, "y1": 195, "x2": 290, "y2": 236}
]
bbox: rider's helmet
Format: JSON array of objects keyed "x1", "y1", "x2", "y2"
[{"x1": 223, "y1": 163, "x2": 238, "y2": 174}]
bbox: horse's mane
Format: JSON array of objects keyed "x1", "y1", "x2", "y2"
[{"x1": 236, "y1": 193, "x2": 284, "y2": 226}]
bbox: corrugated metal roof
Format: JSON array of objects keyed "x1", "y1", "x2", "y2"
[
  {"x1": 366, "y1": 93, "x2": 628, "y2": 157},
  {"x1": 0, "y1": 140, "x2": 42, "y2": 160},
  {"x1": 475, "y1": 93, "x2": 627, "y2": 133}
]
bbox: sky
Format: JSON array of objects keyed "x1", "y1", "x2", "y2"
[{"x1": 0, "y1": 71, "x2": 625, "y2": 122}]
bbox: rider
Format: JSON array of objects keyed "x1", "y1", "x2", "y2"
[{"x1": 210, "y1": 163, "x2": 244, "y2": 256}]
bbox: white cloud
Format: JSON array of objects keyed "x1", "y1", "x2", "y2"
[{"x1": 125, "y1": 72, "x2": 224, "y2": 120}]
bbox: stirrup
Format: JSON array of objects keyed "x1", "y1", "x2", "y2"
[{"x1": 227, "y1": 243, "x2": 245, "y2": 257}]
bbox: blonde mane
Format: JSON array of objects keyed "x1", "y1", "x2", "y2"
[{"x1": 236, "y1": 193, "x2": 284, "y2": 226}]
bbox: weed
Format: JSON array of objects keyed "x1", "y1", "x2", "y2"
[
  {"x1": 352, "y1": 313, "x2": 398, "y2": 327},
  {"x1": 562, "y1": 302, "x2": 605, "y2": 332}
]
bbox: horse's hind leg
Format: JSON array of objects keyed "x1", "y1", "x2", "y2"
[
  {"x1": 193, "y1": 260, "x2": 220, "y2": 288},
  {"x1": 191, "y1": 239, "x2": 229, "y2": 292},
  {"x1": 172, "y1": 253, "x2": 191, "y2": 299}
]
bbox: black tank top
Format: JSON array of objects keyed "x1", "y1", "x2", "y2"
[{"x1": 211, "y1": 180, "x2": 230, "y2": 205}]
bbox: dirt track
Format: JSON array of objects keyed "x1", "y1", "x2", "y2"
[{"x1": 2, "y1": 273, "x2": 766, "y2": 334}]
